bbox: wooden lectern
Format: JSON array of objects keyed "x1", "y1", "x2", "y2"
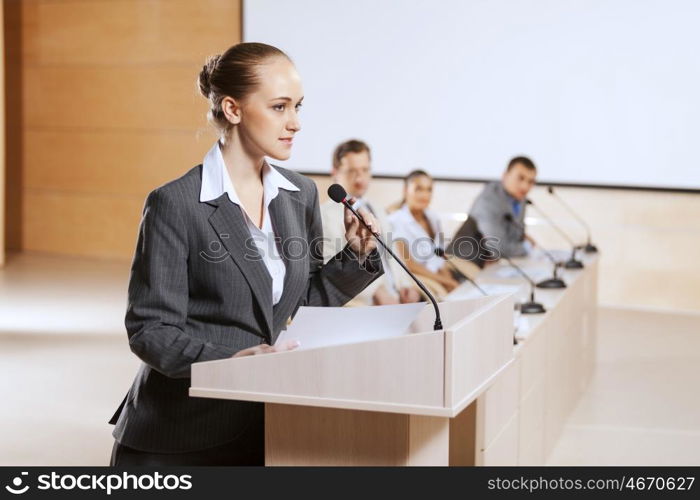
[{"x1": 189, "y1": 295, "x2": 514, "y2": 465}]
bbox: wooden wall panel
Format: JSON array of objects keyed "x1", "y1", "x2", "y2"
[
  {"x1": 22, "y1": 191, "x2": 143, "y2": 259},
  {"x1": 4, "y1": 0, "x2": 23, "y2": 252},
  {"x1": 11, "y1": 0, "x2": 240, "y2": 261},
  {"x1": 23, "y1": 129, "x2": 214, "y2": 196},
  {"x1": 21, "y1": 0, "x2": 241, "y2": 66},
  {"x1": 24, "y1": 66, "x2": 207, "y2": 130},
  {"x1": 0, "y1": 1, "x2": 4, "y2": 266}
]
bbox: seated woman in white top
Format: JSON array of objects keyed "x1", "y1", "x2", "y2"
[{"x1": 387, "y1": 170, "x2": 460, "y2": 293}]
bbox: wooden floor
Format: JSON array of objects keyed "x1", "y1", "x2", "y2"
[{"x1": 1, "y1": 252, "x2": 699, "y2": 465}]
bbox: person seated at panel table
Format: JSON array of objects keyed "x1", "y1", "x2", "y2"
[
  {"x1": 387, "y1": 170, "x2": 460, "y2": 294},
  {"x1": 320, "y1": 139, "x2": 421, "y2": 306},
  {"x1": 468, "y1": 156, "x2": 537, "y2": 259}
]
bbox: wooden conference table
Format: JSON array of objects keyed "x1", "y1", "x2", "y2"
[{"x1": 189, "y1": 251, "x2": 598, "y2": 465}]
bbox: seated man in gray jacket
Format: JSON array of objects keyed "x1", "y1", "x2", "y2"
[{"x1": 469, "y1": 156, "x2": 537, "y2": 258}]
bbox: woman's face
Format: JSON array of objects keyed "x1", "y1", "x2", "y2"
[
  {"x1": 405, "y1": 175, "x2": 433, "y2": 211},
  {"x1": 235, "y1": 57, "x2": 304, "y2": 161}
]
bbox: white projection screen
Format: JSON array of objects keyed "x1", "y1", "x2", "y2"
[{"x1": 243, "y1": 0, "x2": 700, "y2": 190}]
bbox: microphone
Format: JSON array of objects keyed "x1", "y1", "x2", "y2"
[
  {"x1": 434, "y1": 248, "x2": 488, "y2": 296},
  {"x1": 500, "y1": 255, "x2": 546, "y2": 314},
  {"x1": 328, "y1": 184, "x2": 443, "y2": 330},
  {"x1": 547, "y1": 186, "x2": 598, "y2": 253},
  {"x1": 525, "y1": 199, "x2": 584, "y2": 269},
  {"x1": 503, "y1": 214, "x2": 566, "y2": 289}
]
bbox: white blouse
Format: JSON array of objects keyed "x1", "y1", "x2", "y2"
[
  {"x1": 387, "y1": 204, "x2": 445, "y2": 273},
  {"x1": 199, "y1": 141, "x2": 300, "y2": 305}
]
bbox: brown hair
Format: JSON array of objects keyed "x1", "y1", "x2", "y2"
[
  {"x1": 388, "y1": 169, "x2": 432, "y2": 212},
  {"x1": 506, "y1": 156, "x2": 537, "y2": 172},
  {"x1": 332, "y1": 139, "x2": 371, "y2": 169},
  {"x1": 198, "y1": 42, "x2": 290, "y2": 133}
]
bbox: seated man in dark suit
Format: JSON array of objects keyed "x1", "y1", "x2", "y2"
[{"x1": 468, "y1": 156, "x2": 537, "y2": 258}]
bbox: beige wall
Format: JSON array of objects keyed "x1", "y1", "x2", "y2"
[
  {"x1": 7, "y1": 0, "x2": 239, "y2": 259},
  {"x1": 311, "y1": 175, "x2": 700, "y2": 313}
]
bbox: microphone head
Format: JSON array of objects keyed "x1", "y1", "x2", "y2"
[
  {"x1": 434, "y1": 247, "x2": 446, "y2": 258},
  {"x1": 525, "y1": 198, "x2": 533, "y2": 205},
  {"x1": 327, "y1": 184, "x2": 347, "y2": 204},
  {"x1": 547, "y1": 186, "x2": 555, "y2": 194},
  {"x1": 504, "y1": 213, "x2": 514, "y2": 222}
]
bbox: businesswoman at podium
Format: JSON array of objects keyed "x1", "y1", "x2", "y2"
[{"x1": 108, "y1": 43, "x2": 383, "y2": 466}]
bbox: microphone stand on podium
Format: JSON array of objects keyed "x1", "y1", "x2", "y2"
[
  {"x1": 547, "y1": 186, "x2": 598, "y2": 253},
  {"x1": 501, "y1": 256, "x2": 546, "y2": 315},
  {"x1": 503, "y1": 214, "x2": 566, "y2": 289},
  {"x1": 526, "y1": 199, "x2": 584, "y2": 269}
]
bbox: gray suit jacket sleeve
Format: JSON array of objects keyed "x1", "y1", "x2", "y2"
[
  {"x1": 299, "y1": 182, "x2": 383, "y2": 308},
  {"x1": 470, "y1": 188, "x2": 528, "y2": 258},
  {"x1": 125, "y1": 189, "x2": 238, "y2": 379}
]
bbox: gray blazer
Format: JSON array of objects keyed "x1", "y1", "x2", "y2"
[
  {"x1": 109, "y1": 164, "x2": 383, "y2": 453},
  {"x1": 469, "y1": 181, "x2": 528, "y2": 258}
]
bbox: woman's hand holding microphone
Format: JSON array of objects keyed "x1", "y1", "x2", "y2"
[{"x1": 343, "y1": 196, "x2": 380, "y2": 258}]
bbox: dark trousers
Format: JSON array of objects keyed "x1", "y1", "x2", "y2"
[{"x1": 109, "y1": 417, "x2": 264, "y2": 466}]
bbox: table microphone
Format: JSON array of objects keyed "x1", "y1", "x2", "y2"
[
  {"x1": 434, "y1": 248, "x2": 488, "y2": 296},
  {"x1": 327, "y1": 184, "x2": 443, "y2": 331},
  {"x1": 525, "y1": 199, "x2": 584, "y2": 269},
  {"x1": 500, "y1": 255, "x2": 546, "y2": 314},
  {"x1": 547, "y1": 186, "x2": 598, "y2": 253},
  {"x1": 503, "y1": 214, "x2": 566, "y2": 289}
]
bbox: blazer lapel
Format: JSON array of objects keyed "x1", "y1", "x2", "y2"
[
  {"x1": 268, "y1": 189, "x2": 307, "y2": 325},
  {"x1": 206, "y1": 194, "x2": 274, "y2": 338}
]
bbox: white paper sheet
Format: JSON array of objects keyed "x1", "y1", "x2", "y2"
[
  {"x1": 446, "y1": 282, "x2": 527, "y2": 302},
  {"x1": 275, "y1": 302, "x2": 428, "y2": 351},
  {"x1": 491, "y1": 265, "x2": 552, "y2": 282}
]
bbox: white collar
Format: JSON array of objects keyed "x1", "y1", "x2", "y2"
[
  {"x1": 394, "y1": 204, "x2": 439, "y2": 227},
  {"x1": 199, "y1": 141, "x2": 300, "y2": 205},
  {"x1": 351, "y1": 197, "x2": 367, "y2": 209}
]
